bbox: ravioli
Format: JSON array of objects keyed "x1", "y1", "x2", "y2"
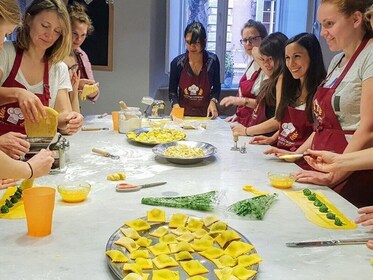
[
  {"x1": 224, "y1": 241, "x2": 255, "y2": 258},
  {"x1": 122, "y1": 263, "x2": 143, "y2": 275},
  {"x1": 121, "y1": 227, "x2": 141, "y2": 240},
  {"x1": 136, "y1": 236, "x2": 152, "y2": 247},
  {"x1": 180, "y1": 260, "x2": 209, "y2": 276},
  {"x1": 175, "y1": 250, "x2": 193, "y2": 261},
  {"x1": 186, "y1": 218, "x2": 204, "y2": 232},
  {"x1": 147, "y1": 208, "x2": 166, "y2": 223},
  {"x1": 114, "y1": 236, "x2": 139, "y2": 253},
  {"x1": 169, "y1": 241, "x2": 195, "y2": 253},
  {"x1": 148, "y1": 242, "x2": 171, "y2": 256},
  {"x1": 152, "y1": 269, "x2": 180, "y2": 280},
  {"x1": 152, "y1": 254, "x2": 179, "y2": 269},
  {"x1": 202, "y1": 214, "x2": 219, "y2": 227},
  {"x1": 215, "y1": 230, "x2": 241, "y2": 248},
  {"x1": 130, "y1": 250, "x2": 150, "y2": 259},
  {"x1": 168, "y1": 213, "x2": 188, "y2": 228},
  {"x1": 212, "y1": 254, "x2": 237, "y2": 269},
  {"x1": 237, "y1": 253, "x2": 263, "y2": 267},
  {"x1": 123, "y1": 272, "x2": 149, "y2": 280},
  {"x1": 176, "y1": 232, "x2": 195, "y2": 243},
  {"x1": 149, "y1": 226, "x2": 168, "y2": 238},
  {"x1": 105, "y1": 249, "x2": 129, "y2": 263},
  {"x1": 191, "y1": 237, "x2": 214, "y2": 251},
  {"x1": 135, "y1": 257, "x2": 153, "y2": 270},
  {"x1": 171, "y1": 226, "x2": 191, "y2": 236},
  {"x1": 125, "y1": 219, "x2": 151, "y2": 231},
  {"x1": 159, "y1": 233, "x2": 178, "y2": 244},
  {"x1": 199, "y1": 246, "x2": 225, "y2": 261},
  {"x1": 209, "y1": 221, "x2": 227, "y2": 235},
  {"x1": 193, "y1": 228, "x2": 208, "y2": 239},
  {"x1": 186, "y1": 276, "x2": 208, "y2": 280}
]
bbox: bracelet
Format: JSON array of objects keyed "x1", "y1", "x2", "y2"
[
  {"x1": 245, "y1": 127, "x2": 249, "y2": 136},
  {"x1": 26, "y1": 162, "x2": 33, "y2": 179}
]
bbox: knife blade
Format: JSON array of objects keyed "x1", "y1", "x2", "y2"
[
  {"x1": 139, "y1": 182, "x2": 167, "y2": 188},
  {"x1": 286, "y1": 238, "x2": 371, "y2": 247}
]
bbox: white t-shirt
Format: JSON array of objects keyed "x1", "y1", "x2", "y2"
[
  {"x1": 0, "y1": 41, "x2": 72, "y2": 108},
  {"x1": 238, "y1": 60, "x2": 267, "y2": 97},
  {"x1": 324, "y1": 42, "x2": 373, "y2": 130}
]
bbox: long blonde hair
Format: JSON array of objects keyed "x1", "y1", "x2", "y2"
[
  {"x1": 0, "y1": 0, "x2": 22, "y2": 26},
  {"x1": 15, "y1": 0, "x2": 71, "y2": 64}
]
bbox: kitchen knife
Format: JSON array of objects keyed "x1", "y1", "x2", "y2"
[{"x1": 286, "y1": 237, "x2": 371, "y2": 247}]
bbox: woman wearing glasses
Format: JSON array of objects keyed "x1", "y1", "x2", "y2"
[
  {"x1": 220, "y1": 20, "x2": 268, "y2": 126},
  {"x1": 169, "y1": 21, "x2": 220, "y2": 118}
]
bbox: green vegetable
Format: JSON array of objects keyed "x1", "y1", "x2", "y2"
[
  {"x1": 326, "y1": 212, "x2": 335, "y2": 220},
  {"x1": 5, "y1": 199, "x2": 13, "y2": 208},
  {"x1": 14, "y1": 192, "x2": 22, "y2": 199},
  {"x1": 334, "y1": 217, "x2": 343, "y2": 226},
  {"x1": 141, "y1": 191, "x2": 218, "y2": 211},
  {"x1": 308, "y1": 193, "x2": 316, "y2": 201},
  {"x1": 313, "y1": 199, "x2": 323, "y2": 207},
  {"x1": 1, "y1": 205, "x2": 9, "y2": 213},
  {"x1": 10, "y1": 196, "x2": 18, "y2": 204},
  {"x1": 319, "y1": 204, "x2": 328, "y2": 213},
  {"x1": 227, "y1": 193, "x2": 279, "y2": 220},
  {"x1": 303, "y1": 188, "x2": 312, "y2": 196}
]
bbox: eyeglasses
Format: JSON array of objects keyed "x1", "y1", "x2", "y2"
[
  {"x1": 186, "y1": 40, "x2": 201, "y2": 46},
  {"x1": 240, "y1": 36, "x2": 262, "y2": 45},
  {"x1": 68, "y1": 63, "x2": 79, "y2": 72}
]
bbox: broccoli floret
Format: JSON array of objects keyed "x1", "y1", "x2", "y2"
[
  {"x1": 303, "y1": 188, "x2": 312, "y2": 196},
  {"x1": 308, "y1": 193, "x2": 316, "y2": 201},
  {"x1": 1, "y1": 205, "x2": 9, "y2": 213},
  {"x1": 10, "y1": 196, "x2": 18, "y2": 204},
  {"x1": 326, "y1": 212, "x2": 336, "y2": 220},
  {"x1": 319, "y1": 204, "x2": 328, "y2": 213},
  {"x1": 334, "y1": 217, "x2": 343, "y2": 226},
  {"x1": 314, "y1": 199, "x2": 323, "y2": 207},
  {"x1": 5, "y1": 199, "x2": 13, "y2": 208}
]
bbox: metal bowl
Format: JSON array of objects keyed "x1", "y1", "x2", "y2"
[
  {"x1": 126, "y1": 127, "x2": 186, "y2": 146},
  {"x1": 152, "y1": 140, "x2": 217, "y2": 164}
]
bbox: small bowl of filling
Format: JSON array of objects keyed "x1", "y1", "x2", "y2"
[
  {"x1": 57, "y1": 182, "x2": 91, "y2": 203},
  {"x1": 268, "y1": 172, "x2": 295, "y2": 189}
]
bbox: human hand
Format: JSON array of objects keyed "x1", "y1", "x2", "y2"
[
  {"x1": 250, "y1": 135, "x2": 275, "y2": 145},
  {"x1": 263, "y1": 147, "x2": 293, "y2": 160},
  {"x1": 230, "y1": 123, "x2": 246, "y2": 136},
  {"x1": 0, "y1": 179, "x2": 17, "y2": 190},
  {"x1": 356, "y1": 206, "x2": 373, "y2": 250},
  {"x1": 207, "y1": 102, "x2": 218, "y2": 119},
  {"x1": 27, "y1": 149, "x2": 54, "y2": 178},
  {"x1": 303, "y1": 150, "x2": 341, "y2": 173},
  {"x1": 64, "y1": 112, "x2": 84, "y2": 134},
  {"x1": 71, "y1": 69, "x2": 81, "y2": 93},
  {"x1": 220, "y1": 96, "x2": 244, "y2": 107},
  {"x1": 0, "y1": 132, "x2": 30, "y2": 159},
  {"x1": 16, "y1": 88, "x2": 46, "y2": 122},
  {"x1": 225, "y1": 114, "x2": 237, "y2": 122},
  {"x1": 78, "y1": 78, "x2": 96, "y2": 91},
  {"x1": 294, "y1": 170, "x2": 333, "y2": 185}
]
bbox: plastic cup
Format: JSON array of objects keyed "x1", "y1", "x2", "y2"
[
  {"x1": 171, "y1": 107, "x2": 184, "y2": 119},
  {"x1": 23, "y1": 187, "x2": 56, "y2": 237},
  {"x1": 112, "y1": 111, "x2": 119, "y2": 131}
]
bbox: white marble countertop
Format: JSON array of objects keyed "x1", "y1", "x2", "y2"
[{"x1": 0, "y1": 116, "x2": 372, "y2": 280}]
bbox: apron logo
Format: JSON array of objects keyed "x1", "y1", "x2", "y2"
[
  {"x1": 281, "y1": 122, "x2": 296, "y2": 136},
  {"x1": 7, "y1": 107, "x2": 24, "y2": 124},
  {"x1": 184, "y1": 84, "x2": 203, "y2": 96}
]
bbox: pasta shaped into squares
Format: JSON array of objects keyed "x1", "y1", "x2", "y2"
[
  {"x1": 135, "y1": 257, "x2": 153, "y2": 270},
  {"x1": 129, "y1": 250, "x2": 150, "y2": 260},
  {"x1": 180, "y1": 260, "x2": 209, "y2": 276},
  {"x1": 191, "y1": 237, "x2": 214, "y2": 252},
  {"x1": 215, "y1": 230, "x2": 241, "y2": 248},
  {"x1": 136, "y1": 236, "x2": 153, "y2": 247},
  {"x1": 152, "y1": 269, "x2": 180, "y2": 280},
  {"x1": 171, "y1": 226, "x2": 191, "y2": 236},
  {"x1": 231, "y1": 266, "x2": 257, "y2": 280},
  {"x1": 120, "y1": 228, "x2": 141, "y2": 240},
  {"x1": 186, "y1": 276, "x2": 209, "y2": 280},
  {"x1": 159, "y1": 233, "x2": 178, "y2": 244},
  {"x1": 149, "y1": 226, "x2": 168, "y2": 238},
  {"x1": 175, "y1": 250, "x2": 194, "y2": 261},
  {"x1": 186, "y1": 218, "x2": 204, "y2": 232},
  {"x1": 224, "y1": 241, "x2": 255, "y2": 258},
  {"x1": 209, "y1": 221, "x2": 228, "y2": 235},
  {"x1": 211, "y1": 255, "x2": 237, "y2": 269},
  {"x1": 203, "y1": 214, "x2": 219, "y2": 227},
  {"x1": 123, "y1": 272, "x2": 149, "y2": 280},
  {"x1": 147, "y1": 208, "x2": 166, "y2": 223},
  {"x1": 199, "y1": 247, "x2": 225, "y2": 261},
  {"x1": 176, "y1": 232, "x2": 195, "y2": 243},
  {"x1": 168, "y1": 213, "x2": 189, "y2": 228},
  {"x1": 125, "y1": 219, "x2": 151, "y2": 231},
  {"x1": 114, "y1": 237, "x2": 139, "y2": 253},
  {"x1": 169, "y1": 241, "x2": 195, "y2": 253},
  {"x1": 122, "y1": 263, "x2": 143, "y2": 275},
  {"x1": 237, "y1": 253, "x2": 263, "y2": 267},
  {"x1": 193, "y1": 228, "x2": 209, "y2": 239},
  {"x1": 148, "y1": 242, "x2": 171, "y2": 256},
  {"x1": 152, "y1": 254, "x2": 179, "y2": 269},
  {"x1": 105, "y1": 249, "x2": 129, "y2": 263}
]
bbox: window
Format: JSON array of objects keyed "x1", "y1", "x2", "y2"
[{"x1": 167, "y1": 0, "x2": 310, "y2": 88}]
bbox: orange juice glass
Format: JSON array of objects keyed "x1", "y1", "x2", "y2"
[
  {"x1": 111, "y1": 111, "x2": 119, "y2": 131},
  {"x1": 171, "y1": 107, "x2": 184, "y2": 119},
  {"x1": 23, "y1": 187, "x2": 56, "y2": 237}
]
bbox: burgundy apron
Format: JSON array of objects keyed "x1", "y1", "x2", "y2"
[
  {"x1": 74, "y1": 49, "x2": 88, "y2": 79},
  {"x1": 246, "y1": 97, "x2": 267, "y2": 128},
  {"x1": 311, "y1": 36, "x2": 373, "y2": 207},
  {"x1": 277, "y1": 106, "x2": 313, "y2": 151},
  {"x1": 236, "y1": 62, "x2": 261, "y2": 126},
  {"x1": 178, "y1": 54, "x2": 211, "y2": 117},
  {"x1": 0, "y1": 50, "x2": 51, "y2": 135}
]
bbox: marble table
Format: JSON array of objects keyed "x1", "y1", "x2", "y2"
[{"x1": 0, "y1": 116, "x2": 372, "y2": 280}]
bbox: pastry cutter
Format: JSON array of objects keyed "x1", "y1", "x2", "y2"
[
  {"x1": 92, "y1": 148, "x2": 120, "y2": 159},
  {"x1": 116, "y1": 182, "x2": 167, "y2": 192}
]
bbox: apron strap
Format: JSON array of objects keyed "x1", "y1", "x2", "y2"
[
  {"x1": 7, "y1": 49, "x2": 23, "y2": 81},
  {"x1": 43, "y1": 57, "x2": 51, "y2": 100}
]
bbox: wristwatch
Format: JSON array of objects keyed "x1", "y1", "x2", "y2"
[{"x1": 210, "y1": 98, "x2": 218, "y2": 104}]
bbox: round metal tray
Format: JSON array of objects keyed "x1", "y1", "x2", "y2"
[
  {"x1": 152, "y1": 140, "x2": 217, "y2": 164},
  {"x1": 126, "y1": 128, "x2": 186, "y2": 146}
]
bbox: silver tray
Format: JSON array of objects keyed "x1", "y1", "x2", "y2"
[
  {"x1": 126, "y1": 128, "x2": 186, "y2": 146},
  {"x1": 106, "y1": 216, "x2": 259, "y2": 279},
  {"x1": 152, "y1": 141, "x2": 217, "y2": 164}
]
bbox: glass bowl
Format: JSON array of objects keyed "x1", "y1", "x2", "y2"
[
  {"x1": 57, "y1": 182, "x2": 91, "y2": 203},
  {"x1": 268, "y1": 172, "x2": 295, "y2": 189}
]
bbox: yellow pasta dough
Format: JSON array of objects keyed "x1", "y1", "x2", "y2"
[
  {"x1": 81, "y1": 82, "x2": 99, "y2": 101},
  {"x1": 209, "y1": 221, "x2": 227, "y2": 235},
  {"x1": 152, "y1": 254, "x2": 179, "y2": 269},
  {"x1": 125, "y1": 219, "x2": 151, "y2": 231},
  {"x1": 191, "y1": 237, "x2": 214, "y2": 252},
  {"x1": 121, "y1": 228, "x2": 141, "y2": 240},
  {"x1": 199, "y1": 246, "x2": 225, "y2": 261},
  {"x1": 168, "y1": 213, "x2": 188, "y2": 228},
  {"x1": 159, "y1": 233, "x2": 178, "y2": 244},
  {"x1": 135, "y1": 257, "x2": 153, "y2": 270},
  {"x1": 105, "y1": 249, "x2": 129, "y2": 263},
  {"x1": 171, "y1": 226, "x2": 191, "y2": 236},
  {"x1": 175, "y1": 251, "x2": 193, "y2": 261},
  {"x1": 237, "y1": 253, "x2": 263, "y2": 267},
  {"x1": 212, "y1": 254, "x2": 237, "y2": 269},
  {"x1": 169, "y1": 241, "x2": 195, "y2": 253},
  {"x1": 148, "y1": 242, "x2": 171, "y2": 256},
  {"x1": 203, "y1": 214, "x2": 219, "y2": 227},
  {"x1": 149, "y1": 226, "x2": 168, "y2": 238},
  {"x1": 215, "y1": 230, "x2": 241, "y2": 248},
  {"x1": 114, "y1": 237, "x2": 139, "y2": 253},
  {"x1": 24, "y1": 106, "x2": 58, "y2": 137},
  {"x1": 180, "y1": 260, "x2": 209, "y2": 276},
  {"x1": 123, "y1": 272, "x2": 149, "y2": 280},
  {"x1": 129, "y1": 250, "x2": 150, "y2": 259},
  {"x1": 107, "y1": 172, "x2": 126, "y2": 181},
  {"x1": 193, "y1": 228, "x2": 209, "y2": 239},
  {"x1": 224, "y1": 241, "x2": 254, "y2": 258},
  {"x1": 186, "y1": 276, "x2": 208, "y2": 280},
  {"x1": 176, "y1": 232, "x2": 195, "y2": 243},
  {"x1": 186, "y1": 218, "x2": 204, "y2": 232},
  {"x1": 147, "y1": 208, "x2": 166, "y2": 223},
  {"x1": 136, "y1": 236, "x2": 152, "y2": 247},
  {"x1": 152, "y1": 269, "x2": 180, "y2": 280},
  {"x1": 122, "y1": 263, "x2": 143, "y2": 275}
]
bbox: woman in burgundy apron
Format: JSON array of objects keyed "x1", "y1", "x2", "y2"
[
  {"x1": 0, "y1": 50, "x2": 50, "y2": 135},
  {"x1": 221, "y1": 19, "x2": 268, "y2": 126}
]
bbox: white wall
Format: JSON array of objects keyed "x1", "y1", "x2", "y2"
[{"x1": 80, "y1": 0, "x2": 168, "y2": 115}]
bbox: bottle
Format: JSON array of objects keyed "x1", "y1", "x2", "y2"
[{"x1": 118, "y1": 107, "x2": 142, "y2": 133}]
